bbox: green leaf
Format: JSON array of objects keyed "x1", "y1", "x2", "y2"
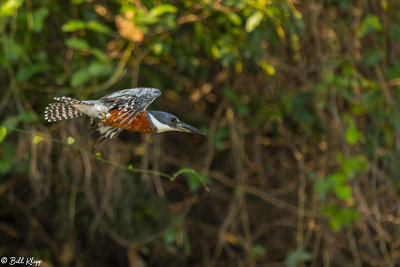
[
  {"x1": 285, "y1": 250, "x2": 312, "y2": 267},
  {"x1": 2, "y1": 112, "x2": 36, "y2": 131},
  {"x1": 152, "y1": 43, "x2": 163, "y2": 55},
  {"x1": 67, "y1": 136, "x2": 75, "y2": 145},
  {"x1": 177, "y1": 168, "x2": 210, "y2": 192},
  {"x1": 71, "y1": 69, "x2": 90, "y2": 87},
  {"x1": 346, "y1": 127, "x2": 362, "y2": 145},
  {"x1": 329, "y1": 213, "x2": 343, "y2": 231},
  {"x1": 343, "y1": 114, "x2": 364, "y2": 145},
  {"x1": 0, "y1": 159, "x2": 13, "y2": 174},
  {"x1": 2, "y1": 116, "x2": 20, "y2": 129},
  {"x1": 18, "y1": 111, "x2": 36, "y2": 123},
  {"x1": 328, "y1": 172, "x2": 347, "y2": 183},
  {"x1": 322, "y1": 205, "x2": 360, "y2": 231},
  {"x1": 0, "y1": 126, "x2": 6, "y2": 143},
  {"x1": 250, "y1": 244, "x2": 267, "y2": 259},
  {"x1": 333, "y1": 184, "x2": 352, "y2": 200},
  {"x1": 135, "y1": 15, "x2": 158, "y2": 25},
  {"x1": 163, "y1": 228, "x2": 177, "y2": 245},
  {"x1": 148, "y1": 4, "x2": 178, "y2": 18},
  {"x1": 87, "y1": 20, "x2": 111, "y2": 34},
  {"x1": 227, "y1": 12, "x2": 242, "y2": 26},
  {"x1": 16, "y1": 63, "x2": 50, "y2": 82},
  {"x1": 32, "y1": 135, "x2": 42, "y2": 144},
  {"x1": 339, "y1": 155, "x2": 367, "y2": 178},
  {"x1": 63, "y1": 18, "x2": 110, "y2": 36},
  {"x1": 0, "y1": 37, "x2": 26, "y2": 63},
  {"x1": 358, "y1": 15, "x2": 382, "y2": 37},
  {"x1": 341, "y1": 207, "x2": 361, "y2": 225},
  {"x1": 211, "y1": 44, "x2": 220, "y2": 59},
  {"x1": 90, "y1": 48, "x2": 110, "y2": 62},
  {"x1": 32, "y1": 7, "x2": 49, "y2": 32},
  {"x1": 259, "y1": 60, "x2": 276, "y2": 76},
  {"x1": 0, "y1": 0, "x2": 24, "y2": 17},
  {"x1": 348, "y1": 156, "x2": 367, "y2": 173},
  {"x1": 62, "y1": 19, "x2": 86, "y2": 32},
  {"x1": 186, "y1": 172, "x2": 201, "y2": 192},
  {"x1": 88, "y1": 61, "x2": 113, "y2": 77},
  {"x1": 136, "y1": 4, "x2": 177, "y2": 26},
  {"x1": 65, "y1": 38, "x2": 90, "y2": 51},
  {"x1": 245, "y1": 11, "x2": 263, "y2": 32}
]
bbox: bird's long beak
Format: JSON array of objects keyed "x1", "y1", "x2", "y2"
[{"x1": 177, "y1": 122, "x2": 206, "y2": 135}]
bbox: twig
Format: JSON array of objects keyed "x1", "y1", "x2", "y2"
[{"x1": 5, "y1": 126, "x2": 208, "y2": 189}]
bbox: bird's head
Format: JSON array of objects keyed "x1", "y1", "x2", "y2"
[{"x1": 147, "y1": 110, "x2": 206, "y2": 135}]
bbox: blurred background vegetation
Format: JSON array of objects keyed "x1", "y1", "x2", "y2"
[{"x1": 1, "y1": 0, "x2": 400, "y2": 266}]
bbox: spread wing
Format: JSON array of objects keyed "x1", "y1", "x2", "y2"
[{"x1": 91, "y1": 88, "x2": 161, "y2": 146}]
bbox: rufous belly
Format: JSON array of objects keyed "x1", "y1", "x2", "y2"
[{"x1": 102, "y1": 110, "x2": 155, "y2": 133}]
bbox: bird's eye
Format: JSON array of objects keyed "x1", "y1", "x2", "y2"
[{"x1": 170, "y1": 117, "x2": 178, "y2": 123}]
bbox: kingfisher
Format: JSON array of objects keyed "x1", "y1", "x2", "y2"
[{"x1": 45, "y1": 88, "x2": 205, "y2": 145}]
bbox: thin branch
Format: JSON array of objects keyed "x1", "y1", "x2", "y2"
[{"x1": 5, "y1": 126, "x2": 208, "y2": 189}]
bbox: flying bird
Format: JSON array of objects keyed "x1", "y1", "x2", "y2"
[{"x1": 45, "y1": 88, "x2": 205, "y2": 145}]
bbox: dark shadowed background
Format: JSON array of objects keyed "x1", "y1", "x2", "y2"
[{"x1": 1, "y1": 0, "x2": 400, "y2": 266}]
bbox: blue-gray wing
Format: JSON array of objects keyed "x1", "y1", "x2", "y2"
[
  {"x1": 91, "y1": 88, "x2": 161, "y2": 145},
  {"x1": 100, "y1": 87, "x2": 160, "y2": 128},
  {"x1": 100, "y1": 88, "x2": 161, "y2": 104}
]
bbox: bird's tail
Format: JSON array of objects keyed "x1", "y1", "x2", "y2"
[{"x1": 45, "y1": 96, "x2": 84, "y2": 122}]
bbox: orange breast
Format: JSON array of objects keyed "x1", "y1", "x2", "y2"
[{"x1": 102, "y1": 110, "x2": 155, "y2": 133}]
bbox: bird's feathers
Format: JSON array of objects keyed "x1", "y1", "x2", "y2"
[
  {"x1": 92, "y1": 88, "x2": 161, "y2": 144},
  {"x1": 89, "y1": 122, "x2": 120, "y2": 147},
  {"x1": 44, "y1": 97, "x2": 84, "y2": 122},
  {"x1": 44, "y1": 88, "x2": 203, "y2": 147}
]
